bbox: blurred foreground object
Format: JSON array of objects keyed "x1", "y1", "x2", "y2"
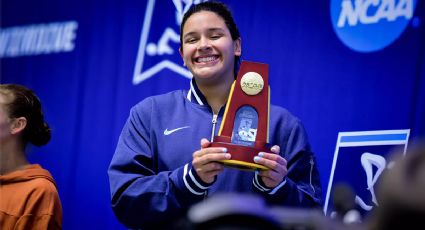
[
  {"x1": 367, "y1": 143, "x2": 425, "y2": 230},
  {"x1": 184, "y1": 193, "x2": 355, "y2": 230},
  {"x1": 330, "y1": 183, "x2": 362, "y2": 224}
]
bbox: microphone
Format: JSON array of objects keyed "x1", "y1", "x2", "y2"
[{"x1": 331, "y1": 183, "x2": 362, "y2": 224}]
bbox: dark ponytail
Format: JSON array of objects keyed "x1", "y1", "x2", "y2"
[{"x1": 0, "y1": 84, "x2": 51, "y2": 146}]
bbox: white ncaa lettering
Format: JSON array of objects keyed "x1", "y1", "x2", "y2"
[{"x1": 337, "y1": 0, "x2": 413, "y2": 27}]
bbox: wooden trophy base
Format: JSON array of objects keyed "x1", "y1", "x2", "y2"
[{"x1": 210, "y1": 139, "x2": 269, "y2": 171}]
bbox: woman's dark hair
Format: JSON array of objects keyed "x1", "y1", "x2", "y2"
[
  {"x1": 180, "y1": 1, "x2": 241, "y2": 76},
  {"x1": 0, "y1": 84, "x2": 51, "y2": 146}
]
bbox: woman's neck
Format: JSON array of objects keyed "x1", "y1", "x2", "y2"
[
  {"x1": 0, "y1": 141, "x2": 28, "y2": 175},
  {"x1": 196, "y1": 75, "x2": 234, "y2": 114}
]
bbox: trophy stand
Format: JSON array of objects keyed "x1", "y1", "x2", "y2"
[{"x1": 210, "y1": 61, "x2": 270, "y2": 171}]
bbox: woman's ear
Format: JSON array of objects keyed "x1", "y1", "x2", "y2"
[
  {"x1": 179, "y1": 47, "x2": 184, "y2": 59},
  {"x1": 234, "y1": 38, "x2": 242, "y2": 56},
  {"x1": 10, "y1": 117, "x2": 27, "y2": 135},
  {"x1": 179, "y1": 47, "x2": 183, "y2": 57},
  {"x1": 179, "y1": 47, "x2": 186, "y2": 66}
]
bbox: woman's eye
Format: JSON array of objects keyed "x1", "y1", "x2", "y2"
[
  {"x1": 210, "y1": 35, "x2": 222, "y2": 39},
  {"x1": 186, "y1": 38, "x2": 198, "y2": 43}
]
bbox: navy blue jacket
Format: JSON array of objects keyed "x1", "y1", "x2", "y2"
[{"x1": 108, "y1": 79, "x2": 322, "y2": 229}]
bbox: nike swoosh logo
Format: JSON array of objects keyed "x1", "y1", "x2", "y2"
[{"x1": 164, "y1": 126, "x2": 190, "y2": 135}]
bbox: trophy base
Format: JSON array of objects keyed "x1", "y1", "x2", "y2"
[
  {"x1": 210, "y1": 141, "x2": 269, "y2": 171},
  {"x1": 219, "y1": 159, "x2": 267, "y2": 171}
]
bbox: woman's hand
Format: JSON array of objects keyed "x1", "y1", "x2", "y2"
[
  {"x1": 253, "y1": 145, "x2": 288, "y2": 188},
  {"x1": 192, "y1": 138, "x2": 231, "y2": 184}
]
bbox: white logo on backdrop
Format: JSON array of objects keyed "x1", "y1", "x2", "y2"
[
  {"x1": 133, "y1": 0, "x2": 207, "y2": 85},
  {"x1": 324, "y1": 129, "x2": 410, "y2": 215},
  {"x1": 0, "y1": 21, "x2": 78, "y2": 58},
  {"x1": 330, "y1": 0, "x2": 417, "y2": 52},
  {"x1": 354, "y1": 152, "x2": 386, "y2": 211},
  {"x1": 337, "y1": 0, "x2": 414, "y2": 27}
]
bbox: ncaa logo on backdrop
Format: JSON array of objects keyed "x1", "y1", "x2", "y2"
[
  {"x1": 330, "y1": 0, "x2": 417, "y2": 52},
  {"x1": 133, "y1": 0, "x2": 207, "y2": 85}
]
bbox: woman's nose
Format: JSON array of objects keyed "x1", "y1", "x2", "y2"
[{"x1": 197, "y1": 37, "x2": 212, "y2": 51}]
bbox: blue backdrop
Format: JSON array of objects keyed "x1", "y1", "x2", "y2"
[{"x1": 1, "y1": 0, "x2": 424, "y2": 229}]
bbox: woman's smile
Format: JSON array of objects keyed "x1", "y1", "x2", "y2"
[{"x1": 180, "y1": 11, "x2": 241, "y2": 81}]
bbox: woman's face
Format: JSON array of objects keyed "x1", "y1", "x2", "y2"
[
  {"x1": 180, "y1": 11, "x2": 241, "y2": 83},
  {"x1": 0, "y1": 95, "x2": 12, "y2": 143}
]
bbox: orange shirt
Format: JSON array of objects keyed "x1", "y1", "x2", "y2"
[{"x1": 0, "y1": 164, "x2": 62, "y2": 230}]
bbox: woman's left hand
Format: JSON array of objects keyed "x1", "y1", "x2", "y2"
[{"x1": 253, "y1": 145, "x2": 288, "y2": 188}]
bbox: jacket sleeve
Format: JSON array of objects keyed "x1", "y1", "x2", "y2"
[
  {"x1": 107, "y1": 100, "x2": 209, "y2": 229},
  {"x1": 252, "y1": 118, "x2": 322, "y2": 208}
]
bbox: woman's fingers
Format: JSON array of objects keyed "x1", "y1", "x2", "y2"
[
  {"x1": 193, "y1": 148, "x2": 230, "y2": 164},
  {"x1": 200, "y1": 138, "x2": 210, "y2": 148},
  {"x1": 192, "y1": 139, "x2": 231, "y2": 184},
  {"x1": 270, "y1": 145, "x2": 280, "y2": 154},
  {"x1": 257, "y1": 169, "x2": 281, "y2": 182},
  {"x1": 254, "y1": 152, "x2": 287, "y2": 172},
  {"x1": 253, "y1": 147, "x2": 288, "y2": 188},
  {"x1": 194, "y1": 162, "x2": 224, "y2": 174}
]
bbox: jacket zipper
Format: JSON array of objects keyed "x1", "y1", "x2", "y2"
[
  {"x1": 205, "y1": 114, "x2": 218, "y2": 200},
  {"x1": 309, "y1": 156, "x2": 315, "y2": 194},
  {"x1": 210, "y1": 114, "x2": 218, "y2": 142}
]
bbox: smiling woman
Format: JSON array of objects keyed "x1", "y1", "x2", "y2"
[
  {"x1": 108, "y1": 1, "x2": 322, "y2": 229},
  {"x1": 179, "y1": 10, "x2": 241, "y2": 114}
]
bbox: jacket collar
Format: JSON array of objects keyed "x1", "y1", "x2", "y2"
[{"x1": 187, "y1": 78, "x2": 209, "y2": 106}]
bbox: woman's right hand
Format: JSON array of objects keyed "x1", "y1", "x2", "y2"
[{"x1": 192, "y1": 138, "x2": 231, "y2": 184}]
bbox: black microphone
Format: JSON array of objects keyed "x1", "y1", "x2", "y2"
[{"x1": 331, "y1": 183, "x2": 362, "y2": 224}]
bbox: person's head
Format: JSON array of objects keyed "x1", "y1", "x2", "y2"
[
  {"x1": 366, "y1": 144, "x2": 425, "y2": 230},
  {"x1": 179, "y1": 1, "x2": 241, "y2": 82},
  {"x1": 332, "y1": 183, "x2": 356, "y2": 216},
  {"x1": 0, "y1": 84, "x2": 51, "y2": 148}
]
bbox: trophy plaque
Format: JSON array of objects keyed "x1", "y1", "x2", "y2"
[{"x1": 210, "y1": 61, "x2": 271, "y2": 171}]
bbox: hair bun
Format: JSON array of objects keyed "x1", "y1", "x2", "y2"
[{"x1": 29, "y1": 121, "x2": 51, "y2": 146}]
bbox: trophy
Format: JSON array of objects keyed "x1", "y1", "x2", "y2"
[{"x1": 210, "y1": 61, "x2": 271, "y2": 171}]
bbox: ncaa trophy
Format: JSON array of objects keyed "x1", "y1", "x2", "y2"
[{"x1": 210, "y1": 61, "x2": 271, "y2": 170}]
